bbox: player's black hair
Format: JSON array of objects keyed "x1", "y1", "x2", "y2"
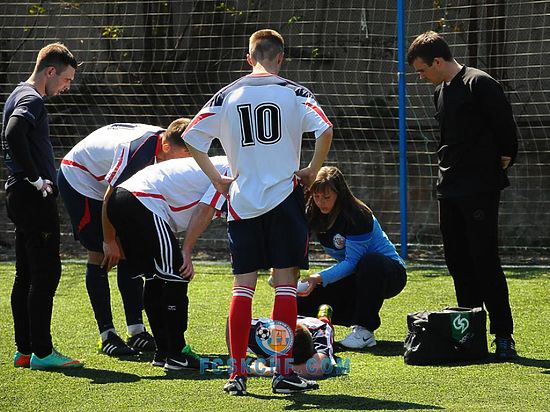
[
  {"x1": 407, "y1": 31, "x2": 453, "y2": 66},
  {"x1": 292, "y1": 323, "x2": 315, "y2": 365},
  {"x1": 164, "y1": 117, "x2": 191, "y2": 148},
  {"x1": 306, "y1": 166, "x2": 373, "y2": 233}
]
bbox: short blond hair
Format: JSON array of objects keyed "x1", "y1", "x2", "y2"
[
  {"x1": 249, "y1": 29, "x2": 284, "y2": 61},
  {"x1": 164, "y1": 117, "x2": 191, "y2": 148},
  {"x1": 35, "y1": 42, "x2": 77, "y2": 73}
]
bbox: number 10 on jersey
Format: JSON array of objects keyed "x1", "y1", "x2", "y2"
[{"x1": 237, "y1": 103, "x2": 282, "y2": 147}]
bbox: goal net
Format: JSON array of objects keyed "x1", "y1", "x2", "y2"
[{"x1": 0, "y1": 0, "x2": 548, "y2": 263}]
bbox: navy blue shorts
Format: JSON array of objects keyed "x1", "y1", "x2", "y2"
[
  {"x1": 228, "y1": 186, "x2": 309, "y2": 275},
  {"x1": 57, "y1": 168, "x2": 103, "y2": 253}
]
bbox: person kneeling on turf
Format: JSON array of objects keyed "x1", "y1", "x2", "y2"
[
  {"x1": 298, "y1": 166, "x2": 407, "y2": 349},
  {"x1": 105, "y1": 155, "x2": 230, "y2": 370}
]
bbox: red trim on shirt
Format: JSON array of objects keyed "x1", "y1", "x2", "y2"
[
  {"x1": 208, "y1": 169, "x2": 228, "y2": 209},
  {"x1": 61, "y1": 159, "x2": 106, "y2": 181},
  {"x1": 106, "y1": 148, "x2": 126, "y2": 183},
  {"x1": 227, "y1": 201, "x2": 241, "y2": 220},
  {"x1": 77, "y1": 197, "x2": 91, "y2": 232},
  {"x1": 131, "y1": 191, "x2": 164, "y2": 200},
  {"x1": 169, "y1": 200, "x2": 200, "y2": 212},
  {"x1": 304, "y1": 102, "x2": 333, "y2": 127},
  {"x1": 154, "y1": 133, "x2": 162, "y2": 158},
  {"x1": 209, "y1": 191, "x2": 222, "y2": 208},
  {"x1": 182, "y1": 113, "x2": 216, "y2": 139},
  {"x1": 131, "y1": 192, "x2": 200, "y2": 212}
]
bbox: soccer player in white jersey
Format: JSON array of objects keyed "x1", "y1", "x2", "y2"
[
  {"x1": 106, "y1": 156, "x2": 230, "y2": 370},
  {"x1": 57, "y1": 119, "x2": 190, "y2": 356},
  {"x1": 183, "y1": 29, "x2": 333, "y2": 395}
]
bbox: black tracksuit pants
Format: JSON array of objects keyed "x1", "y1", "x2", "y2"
[
  {"x1": 108, "y1": 187, "x2": 189, "y2": 356},
  {"x1": 439, "y1": 191, "x2": 514, "y2": 336},
  {"x1": 297, "y1": 253, "x2": 406, "y2": 332},
  {"x1": 5, "y1": 181, "x2": 62, "y2": 357}
]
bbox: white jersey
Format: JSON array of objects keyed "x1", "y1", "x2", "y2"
[
  {"x1": 118, "y1": 156, "x2": 230, "y2": 233},
  {"x1": 183, "y1": 73, "x2": 332, "y2": 221},
  {"x1": 60, "y1": 123, "x2": 164, "y2": 200}
]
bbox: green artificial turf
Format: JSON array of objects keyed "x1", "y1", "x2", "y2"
[{"x1": 0, "y1": 262, "x2": 548, "y2": 411}]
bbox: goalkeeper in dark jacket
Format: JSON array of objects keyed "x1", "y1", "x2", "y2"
[{"x1": 2, "y1": 43, "x2": 82, "y2": 370}]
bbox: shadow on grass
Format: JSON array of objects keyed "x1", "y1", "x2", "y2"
[
  {"x1": 411, "y1": 268, "x2": 550, "y2": 281},
  {"x1": 433, "y1": 354, "x2": 550, "y2": 369},
  {"x1": 61, "y1": 367, "x2": 141, "y2": 384},
  {"x1": 248, "y1": 393, "x2": 441, "y2": 410},
  {"x1": 108, "y1": 352, "x2": 156, "y2": 363},
  {"x1": 397, "y1": 354, "x2": 550, "y2": 369},
  {"x1": 138, "y1": 353, "x2": 230, "y2": 382},
  {"x1": 142, "y1": 369, "x2": 228, "y2": 381},
  {"x1": 503, "y1": 269, "x2": 550, "y2": 279},
  {"x1": 509, "y1": 356, "x2": 550, "y2": 369},
  {"x1": 333, "y1": 340, "x2": 404, "y2": 357}
]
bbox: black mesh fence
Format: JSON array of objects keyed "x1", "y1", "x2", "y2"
[{"x1": 1, "y1": 1, "x2": 548, "y2": 263}]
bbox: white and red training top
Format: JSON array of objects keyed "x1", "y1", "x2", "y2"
[
  {"x1": 118, "y1": 156, "x2": 230, "y2": 233},
  {"x1": 182, "y1": 73, "x2": 332, "y2": 221},
  {"x1": 60, "y1": 123, "x2": 164, "y2": 201}
]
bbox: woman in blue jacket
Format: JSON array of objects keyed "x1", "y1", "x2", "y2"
[{"x1": 298, "y1": 166, "x2": 407, "y2": 349}]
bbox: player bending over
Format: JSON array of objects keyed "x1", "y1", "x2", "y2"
[
  {"x1": 58, "y1": 119, "x2": 190, "y2": 356},
  {"x1": 106, "y1": 156, "x2": 230, "y2": 370}
]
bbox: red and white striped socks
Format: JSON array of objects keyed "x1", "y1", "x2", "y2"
[
  {"x1": 272, "y1": 285, "x2": 297, "y2": 376},
  {"x1": 228, "y1": 285, "x2": 254, "y2": 378}
]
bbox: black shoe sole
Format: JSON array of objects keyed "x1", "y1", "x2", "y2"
[
  {"x1": 101, "y1": 349, "x2": 138, "y2": 357},
  {"x1": 272, "y1": 386, "x2": 319, "y2": 394},
  {"x1": 224, "y1": 389, "x2": 247, "y2": 396},
  {"x1": 164, "y1": 363, "x2": 201, "y2": 371}
]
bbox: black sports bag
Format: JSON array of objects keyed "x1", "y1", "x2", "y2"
[{"x1": 403, "y1": 307, "x2": 488, "y2": 365}]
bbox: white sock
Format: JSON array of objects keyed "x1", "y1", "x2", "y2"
[
  {"x1": 354, "y1": 325, "x2": 367, "y2": 334},
  {"x1": 100, "y1": 327, "x2": 117, "y2": 342},
  {"x1": 127, "y1": 323, "x2": 145, "y2": 337}
]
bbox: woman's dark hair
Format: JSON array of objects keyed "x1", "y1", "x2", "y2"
[{"x1": 306, "y1": 166, "x2": 372, "y2": 233}]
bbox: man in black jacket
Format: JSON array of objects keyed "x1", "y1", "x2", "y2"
[
  {"x1": 407, "y1": 31, "x2": 518, "y2": 360},
  {"x1": 1, "y1": 43, "x2": 82, "y2": 369}
]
